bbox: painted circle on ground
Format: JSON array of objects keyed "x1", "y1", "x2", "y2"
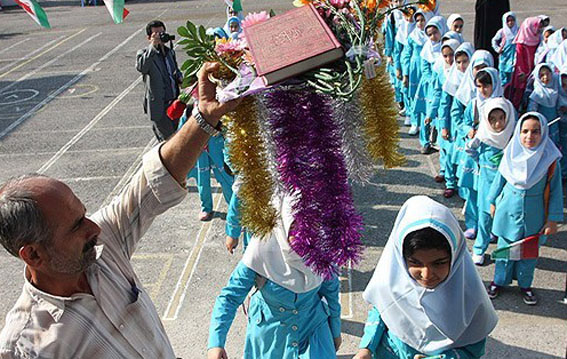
[{"x1": 0, "y1": 89, "x2": 40, "y2": 105}]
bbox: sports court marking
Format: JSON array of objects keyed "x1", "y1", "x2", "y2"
[
  {"x1": 131, "y1": 253, "x2": 175, "y2": 299},
  {"x1": 0, "y1": 38, "x2": 30, "y2": 56},
  {"x1": 0, "y1": 36, "x2": 64, "y2": 74},
  {"x1": 340, "y1": 262, "x2": 354, "y2": 319}
]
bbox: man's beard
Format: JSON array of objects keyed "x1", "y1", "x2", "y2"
[{"x1": 46, "y1": 239, "x2": 97, "y2": 274}]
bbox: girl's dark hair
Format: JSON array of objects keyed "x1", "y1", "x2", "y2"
[
  {"x1": 455, "y1": 51, "x2": 469, "y2": 60},
  {"x1": 403, "y1": 227, "x2": 451, "y2": 259},
  {"x1": 475, "y1": 70, "x2": 493, "y2": 86}
]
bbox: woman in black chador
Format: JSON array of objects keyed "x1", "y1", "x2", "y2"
[{"x1": 474, "y1": 0, "x2": 511, "y2": 66}]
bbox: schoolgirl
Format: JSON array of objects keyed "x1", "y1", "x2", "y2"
[
  {"x1": 465, "y1": 98, "x2": 516, "y2": 265},
  {"x1": 487, "y1": 112, "x2": 563, "y2": 305},
  {"x1": 439, "y1": 42, "x2": 474, "y2": 198},
  {"x1": 528, "y1": 63, "x2": 560, "y2": 145},
  {"x1": 207, "y1": 196, "x2": 342, "y2": 358},
  {"x1": 415, "y1": 16, "x2": 449, "y2": 154},
  {"x1": 447, "y1": 13, "x2": 464, "y2": 34},
  {"x1": 550, "y1": 38, "x2": 567, "y2": 72},
  {"x1": 353, "y1": 196, "x2": 498, "y2": 359},
  {"x1": 534, "y1": 26, "x2": 556, "y2": 65},
  {"x1": 225, "y1": 17, "x2": 242, "y2": 40},
  {"x1": 402, "y1": 10, "x2": 433, "y2": 136},
  {"x1": 491, "y1": 11, "x2": 518, "y2": 86},
  {"x1": 558, "y1": 67, "x2": 567, "y2": 178},
  {"x1": 383, "y1": 0, "x2": 406, "y2": 112}
]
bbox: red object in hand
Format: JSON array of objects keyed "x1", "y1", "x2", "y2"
[{"x1": 167, "y1": 100, "x2": 187, "y2": 121}]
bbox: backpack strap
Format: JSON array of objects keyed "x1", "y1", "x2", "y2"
[{"x1": 543, "y1": 161, "x2": 557, "y2": 223}]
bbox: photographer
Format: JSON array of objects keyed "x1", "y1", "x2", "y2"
[{"x1": 136, "y1": 20, "x2": 183, "y2": 142}]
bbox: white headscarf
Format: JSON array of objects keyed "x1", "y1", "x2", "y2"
[
  {"x1": 409, "y1": 10, "x2": 434, "y2": 46},
  {"x1": 433, "y1": 39, "x2": 461, "y2": 79},
  {"x1": 454, "y1": 50, "x2": 494, "y2": 105},
  {"x1": 447, "y1": 13, "x2": 463, "y2": 32},
  {"x1": 474, "y1": 67, "x2": 503, "y2": 112},
  {"x1": 529, "y1": 63, "x2": 560, "y2": 108},
  {"x1": 535, "y1": 26, "x2": 556, "y2": 64},
  {"x1": 550, "y1": 39, "x2": 567, "y2": 71},
  {"x1": 420, "y1": 16, "x2": 449, "y2": 64},
  {"x1": 443, "y1": 42, "x2": 474, "y2": 97},
  {"x1": 499, "y1": 112, "x2": 562, "y2": 190},
  {"x1": 363, "y1": 196, "x2": 498, "y2": 355},
  {"x1": 395, "y1": 3, "x2": 415, "y2": 46},
  {"x1": 241, "y1": 194, "x2": 323, "y2": 293},
  {"x1": 476, "y1": 97, "x2": 516, "y2": 150},
  {"x1": 559, "y1": 67, "x2": 567, "y2": 108},
  {"x1": 442, "y1": 30, "x2": 464, "y2": 44},
  {"x1": 501, "y1": 11, "x2": 519, "y2": 45}
]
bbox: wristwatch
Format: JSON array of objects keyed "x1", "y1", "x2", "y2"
[{"x1": 192, "y1": 106, "x2": 221, "y2": 137}]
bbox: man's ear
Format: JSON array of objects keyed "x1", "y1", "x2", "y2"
[{"x1": 19, "y1": 244, "x2": 45, "y2": 268}]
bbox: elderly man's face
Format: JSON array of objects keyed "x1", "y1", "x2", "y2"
[{"x1": 31, "y1": 178, "x2": 101, "y2": 274}]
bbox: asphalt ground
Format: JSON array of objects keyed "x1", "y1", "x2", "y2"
[{"x1": 0, "y1": 0, "x2": 566, "y2": 358}]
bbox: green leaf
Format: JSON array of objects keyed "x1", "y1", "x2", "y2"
[
  {"x1": 269, "y1": 9, "x2": 276, "y2": 17},
  {"x1": 198, "y1": 25, "x2": 207, "y2": 43},
  {"x1": 177, "y1": 26, "x2": 190, "y2": 38},
  {"x1": 186, "y1": 21, "x2": 198, "y2": 39},
  {"x1": 177, "y1": 39, "x2": 191, "y2": 45},
  {"x1": 181, "y1": 59, "x2": 194, "y2": 71}
]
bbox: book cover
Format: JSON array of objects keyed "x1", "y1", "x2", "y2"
[{"x1": 243, "y1": 4, "x2": 343, "y2": 84}]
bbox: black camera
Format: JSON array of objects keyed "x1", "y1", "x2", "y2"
[{"x1": 159, "y1": 32, "x2": 175, "y2": 43}]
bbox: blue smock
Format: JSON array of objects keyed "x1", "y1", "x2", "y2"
[
  {"x1": 401, "y1": 36, "x2": 425, "y2": 127},
  {"x1": 359, "y1": 307, "x2": 487, "y2": 359},
  {"x1": 208, "y1": 262, "x2": 341, "y2": 358},
  {"x1": 492, "y1": 29, "x2": 516, "y2": 86},
  {"x1": 438, "y1": 89, "x2": 457, "y2": 189},
  {"x1": 527, "y1": 101, "x2": 560, "y2": 145}
]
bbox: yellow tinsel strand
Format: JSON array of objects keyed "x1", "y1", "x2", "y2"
[
  {"x1": 224, "y1": 97, "x2": 277, "y2": 236},
  {"x1": 360, "y1": 63, "x2": 406, "y2": 168}
]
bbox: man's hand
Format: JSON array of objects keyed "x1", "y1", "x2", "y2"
[
  {"x1": 207, "y1": 347, "x2": 228, "y2": 359},
  {"x1": 543, "y1": 221, "x2": 558, "y2": 236},
  {"x1": 197, "y1": 62, "x2": 241, "y2": 125},
  {"x1": 334, "y1": 336, "x2": 342, "y2": 351},
  {"x1": 150, "y1": 31, "x2": 162, "y2": 48},
  {"x1": 441, "y1": 128, "x2": 450, "y2": 140},
  {"x1": 490, "y1": 204, "x2": 496, "y2": 218},
  {"x1": 352, "y1": 349, "x2": 372, "y2": 359}
]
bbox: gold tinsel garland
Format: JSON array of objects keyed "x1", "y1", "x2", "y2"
[
  {"x1": 224, "y1": 97, "x2": 277, "y2": 236},
  {"x1": 360, "y1": 63, "x2": 406, "y2": 168}
]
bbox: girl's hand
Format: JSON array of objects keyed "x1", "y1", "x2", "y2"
[
  {"x1": 207, "y1": 347, "x2": 228, "y2": 359},
  {"x1": 225, "y1": 236, "x2": 239, "y2": 254},
  {"x1": 441, "y1": 129, "x2": 450, "y2": 140},
  {"x1": 403, "y1": 75, "x2": 409, "y2": 88},
  {"x1": 467, "y1": 129, "x2": 476, "y2": 139},
  {"x1": 559, "y1": 106, "x2": 567, "y2": 114},
  {"x1": 353, "y1": 349, "x2": 372, "y2": 359},
  {"x1": 334, "y1": 336, "x2": 342, "y2": 351},
  {"x1": 424, "y1": 117, "x2": 432, "y2": 125},
  {"x1": 414, "y1": 355, "x2": 427, "y2": 359},
  {"x1": 490, "y1": 204, "x2": 496, "y2": 218},
  {"x1": 543, "y1": 221, "x2": 558, "y2": 235},
  {"x1": 396, "y1": 68, "x2": 403, "y2": 80},
  {"x1": 386, "y1": 56, "x2": 393, "y2": 65}
]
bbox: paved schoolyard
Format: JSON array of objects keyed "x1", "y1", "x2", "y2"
[{"x1": 0, "y1": 0, "x2": 566, "y2": 357}]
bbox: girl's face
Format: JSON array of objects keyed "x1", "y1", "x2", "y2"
[
  {"x1": 451, "y1": 19, "x2": 464, "y2": 33},
  {"x1": 229, "y1": 22, "x2": 240, "y2": 33},
  {"x1": 488, "y1": 109, "x2": 507, "y2": 132},
  {"x1": 442, "y1": 46, "x2": 455, "y2": 66},
  {"x1": 539, "y1": 66, "x2": 553, "y2": 85},
  {"x1": 561, "y1": 74, "x2": 567, "y2": 91},
  {"x1": 506, "y1": 16, "x2": 516, "y2": 29},
  {"x1": 392, "y1": 0, "x2": 403, "y2": 7},
  {"x1": 472, "y1": 63, "x2": 487, "y2": 78},
  {"x1": 476, "y1": 78, "x2": 494, "y2": 99},
  {"x1": 415, "y1": 14, "x2": 426, "y2": 30},
  {"x1": 406, "y1": 248, "x2": 451, "y2": 289},
  {"x1": 455, "y1": 54, "x2": 470, "y2": 73},
  {"x1": 543, "y1": 29, "x2": 553, "y2": 43},
  {"x1": 541, "y1": 18, "x2": 550, "y2": 28},
  {"x1": 426, "y1": 26, "x2": 441, "y2": 43},
  {"x1": 520, "y1": 118, "x2": 542, "y2": 149}
]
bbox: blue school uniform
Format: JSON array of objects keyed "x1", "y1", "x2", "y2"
[
  {"x1": 208, "y1": 262, "x2": 341, "y2": 358},
  {"x1": 359, "y1": 307, "x2": 487, "y2": 359},
  {"x1": 488, "y1": 163, "x2": 563, "y2": 288},
  {"x1": 492, "y1": 33, "x2": 516, "y2": 86},
  {"x1": 438, "y1": 90, "x2": 457, "y2": 188},
  {"x1": 402, "y1": 36, "x2": 425, "y2": 128},
  {"x1": 384, "y1": 16, "x2": 403, "y2": 104},
  {"x1": 429, "y1": 68, "x2": 452, "y2": 175},
  {"x1": 527, "y1": 101, "x2": 560, "y2": 144},
  {"x1": 415, "y1": 58, "x2": 435, "y2": 147}
]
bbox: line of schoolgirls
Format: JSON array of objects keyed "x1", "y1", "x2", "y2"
[{"x1": 385, "y1": 5, "x2": 567, "y2": 309}]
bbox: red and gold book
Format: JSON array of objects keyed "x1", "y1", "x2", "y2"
[{"x1": 243, "y1": 4, "x2": 344, "y2": 85}]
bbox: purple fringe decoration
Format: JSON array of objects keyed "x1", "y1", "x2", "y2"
[{"x1": 265, "y1": 87, "x2": 364, "y2": 279}]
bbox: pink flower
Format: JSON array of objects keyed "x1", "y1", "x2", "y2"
[
  {"x1": 329, "y1": 0, "x2": 349, "y2": 9},
  {"x1": 215, "y1": 38, "x2": 244, "y2": 55},
  {"x1": 241, "y1": 11, "x2": 270, "y2": 29}
]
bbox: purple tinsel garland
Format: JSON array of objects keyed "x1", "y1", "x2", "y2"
[{"x1": 265, "y1": 87, "x2": 364, "y2": 279}]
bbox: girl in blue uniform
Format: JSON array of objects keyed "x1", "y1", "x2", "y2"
[
  {"x1": 487, "y1": 112, "x2": 563, "y2": 305},
  {"x1": 439, "y1": 42, "x2": 474, "y2": 198},
  {"x1": 558, "y1": 68, "x2": 567, "y2": 179},
  {"x1": 528, "y1": 63, "x2": 560, "y2": 145},
  {"x1": 452, "y1": 50, "x2": 494, "y2": 239},
  {"x1": 428, "y1": 39, "x2": 461, "y2": 184},
  {"x1": 465, "y1": 98, "x2": 516, "y2": 265},
  {"x1": 395, "y1": 3, "x2": 415, "y2": 125},
  {"x1": 491, "y1": 12, "x2": 518, "y2": 86},
  {"x1": 402, "y1": 10, "x2": 433, "y2": 136},
  {"x1": 384, "y1": 0, "x2": 406, "y2": 111},
  {"x1": 353, "y1": 196, "x2": 498, "y2": 359},
  {"x1": 207, "y1": 195, "x2": 342, "y2": 359},
  {"x1": 416, "y1": 16, "x2": 448, "y2": 154}
]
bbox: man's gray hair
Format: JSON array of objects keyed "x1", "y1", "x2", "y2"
[{"x1": 0, "y1": 174, "x2": 53, "y2": 258}]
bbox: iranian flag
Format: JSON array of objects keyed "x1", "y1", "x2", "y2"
[
  {"x1": 103, "y1": 0, "x2": 129, "y2": 24},
  {"x1": 15, "y1": 0, "x2": 51, "y2": 29},
  {"x1": 491, "y1": 235, "x2": 540, "y2": 261},
  {"x1": 224, "y1": 0, "x2": 242, "y2": 12}
]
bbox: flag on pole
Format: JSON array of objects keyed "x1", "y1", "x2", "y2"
[
  {"x1": 15, "y1": 0, "x2": 51, "y2": 29},
  {"x1": 224, "y1": 0, "x2": 242, "y2": 12},
  {"x1": 103, "y1": 0, "x2": 129, "y2": 24},
  {"x1": 491, "y1": 234, "x2": 540, "y2": 261}
]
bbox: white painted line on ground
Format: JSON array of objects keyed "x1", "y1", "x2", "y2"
[
  {"x1": 60, "y1": 175, "x2": 123, "y2": 182},
  {"x1": 0, "y1": 33, "x2": 101, "y2": 94},
  {"x1": 340, "y1": 261, "x2": 354, "y2": 319},
  {"x1": 0, "y1": 146, "x2": 146, "y2": 158},
  {"x1": 0, "y1": 29, "x2": 86, "y2": 80},
  {"x1": 163, "y1": 192, "x2": 224, "y2": 321},
  {"x1": 10, "y1": 125, "x2": 149, "y2": 135},
  {"x1": 0, "y1": 37, "x2": 64, "y2": 74},
  {"x1": 0, "y1": 38, "x2": 30, "y2": 56},
  {"x1": 37, "y1": 77, "x2": 143, "y2": 173}
]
